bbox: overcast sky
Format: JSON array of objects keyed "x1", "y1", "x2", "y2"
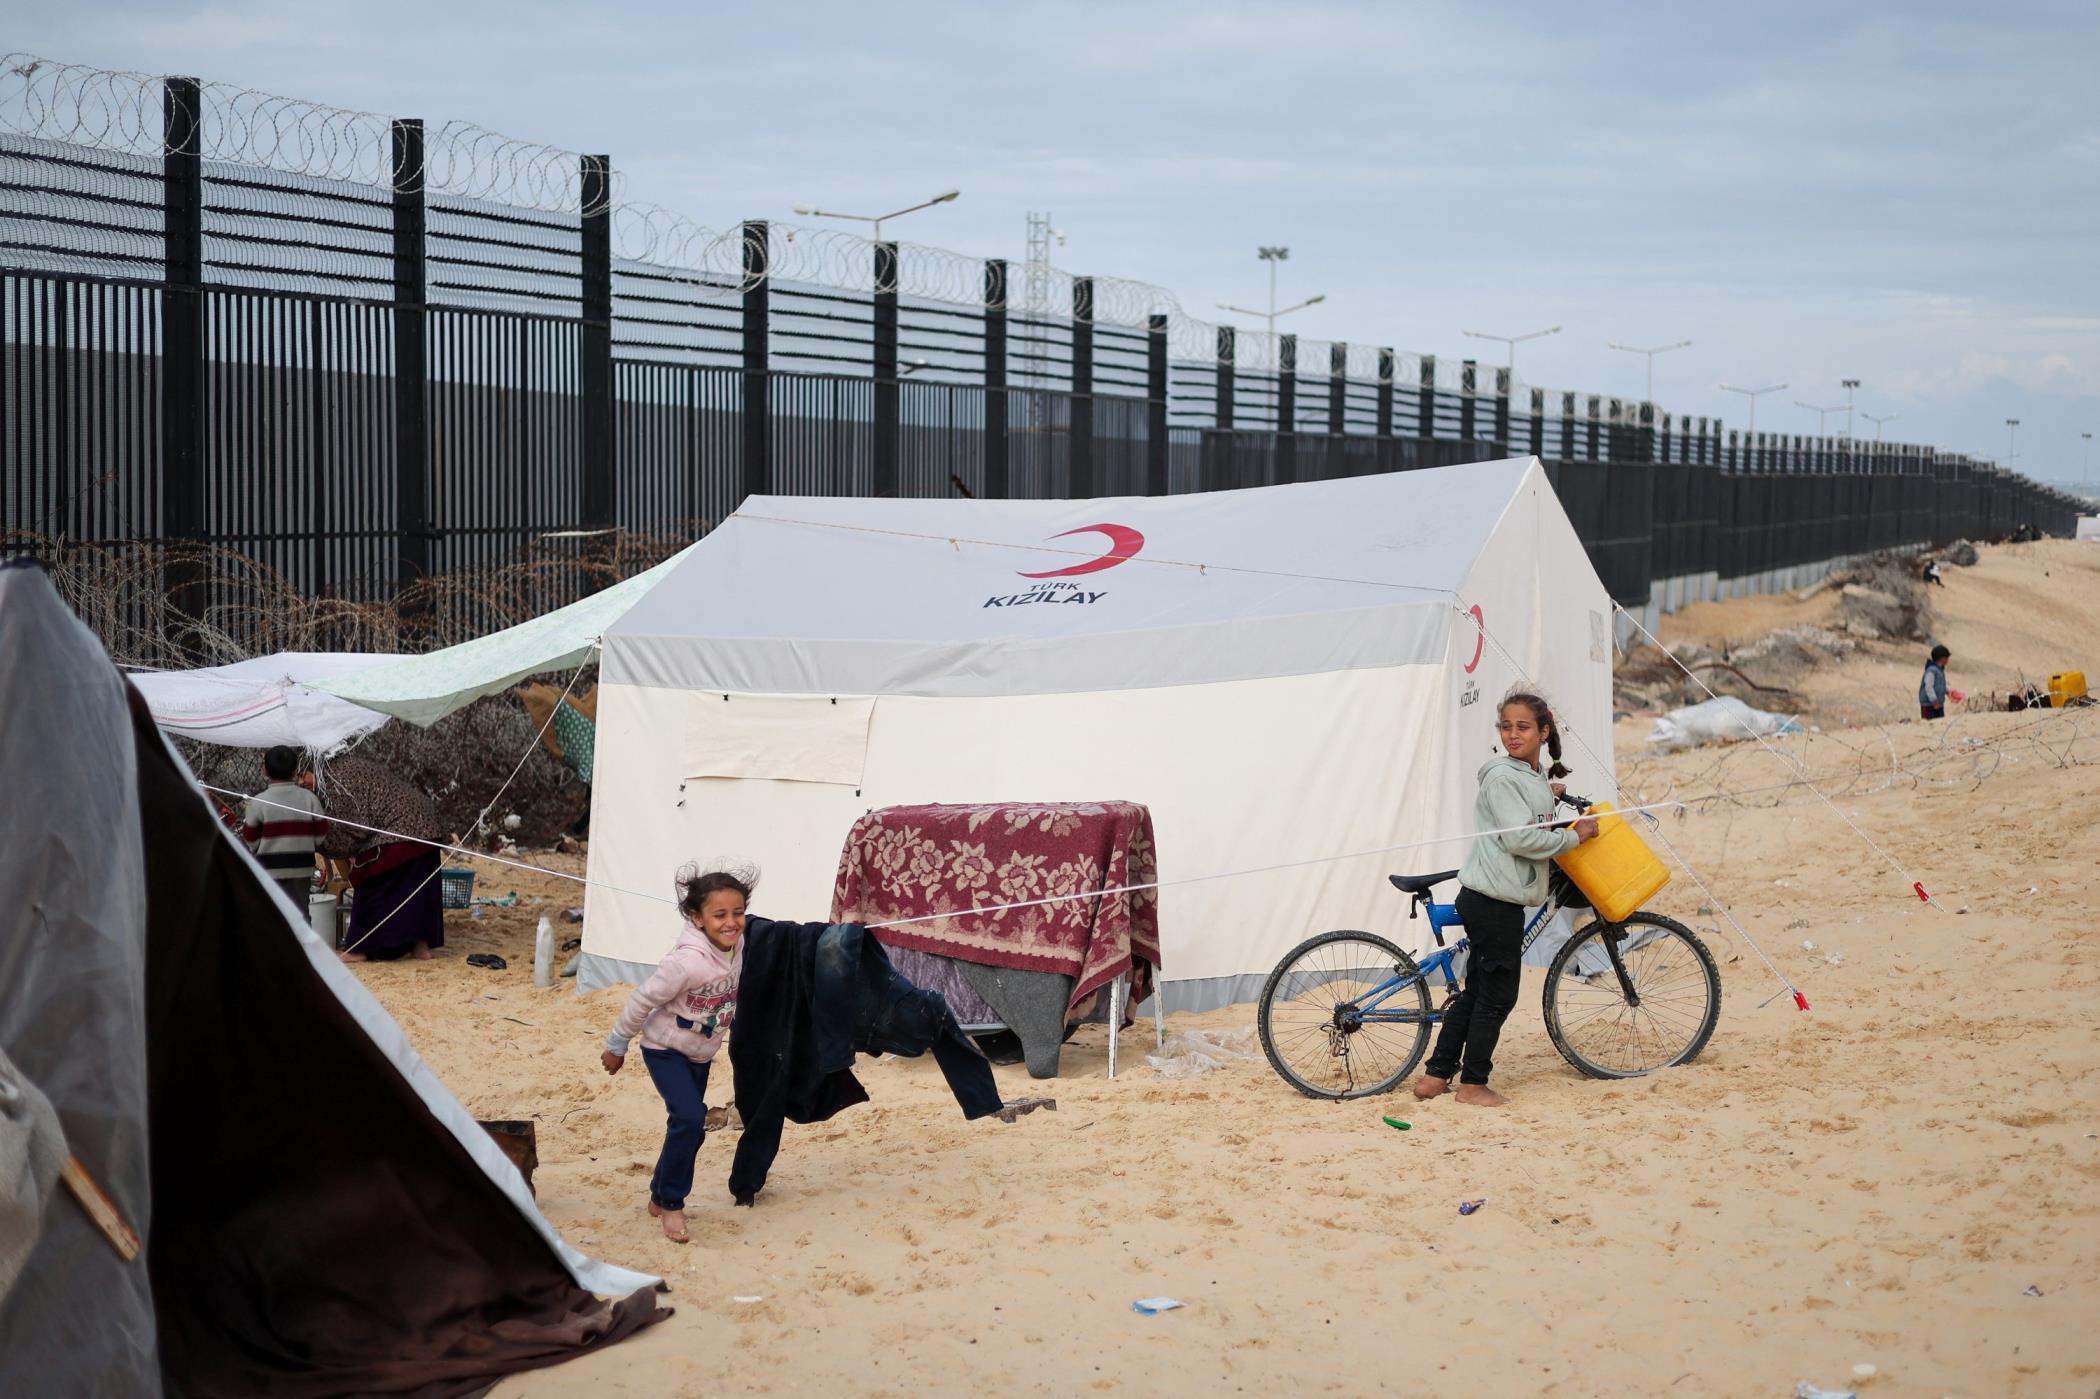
[{"x1": 13, "y1": 0, "x2": 2099, "y2": 484}]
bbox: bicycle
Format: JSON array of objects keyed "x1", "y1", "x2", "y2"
[{"x1": 1256, "y1": 797, "x2": 1722, "y2": 1099}]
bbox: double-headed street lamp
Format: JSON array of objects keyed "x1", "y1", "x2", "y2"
[
  {"x1": 1861, "y1": 412, "x2": 1898, "y2": 441},
  {"x1": 792, "y1": 189, "x2": 960, "y2": 241},
  {"x1": 1216, "y1": 246, "x2": 1326, "y2": 340},
  {"x1": 1718, "y1": 382, "x2": 1787, "y2": 435},
  {"x1": 1606, "y1": 339, "x2": 1692, "y2": 405},
  {"x1": 1462, "y1": 324, "x2": 1561, "y2": 379}
]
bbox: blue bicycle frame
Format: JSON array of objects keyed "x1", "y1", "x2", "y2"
[{"x1": 1343, "y1": 890, "x2": 1567, "y2": 1028}]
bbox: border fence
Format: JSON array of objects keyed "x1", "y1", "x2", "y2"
[{"x1": 0, "y1": 56, "x2": 2081, "y2": 639}]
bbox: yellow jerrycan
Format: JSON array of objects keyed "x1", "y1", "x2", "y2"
[
  {"x1": 2047, "y1": 671, "x2": 2087, "y2": 708},
  {"x1": 1553, "y1": 802, "x2": 1669, "y2": 923}
]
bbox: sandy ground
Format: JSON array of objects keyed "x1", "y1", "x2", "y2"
[
  {"x1": 1656, "y1": 539, "x2": 2100, "y2": 726},
  {"x1": 341, "y1": 541, "x2": 2100, "y2": 1398}
]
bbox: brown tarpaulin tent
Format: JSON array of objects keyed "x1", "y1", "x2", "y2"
[{"x1": 0, "y1": 564, "x2": 667, "y2": 1398}]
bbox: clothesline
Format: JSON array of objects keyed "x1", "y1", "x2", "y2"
[{"x1": 213, "y1": 782, "x2": 1699, "y2": 928}]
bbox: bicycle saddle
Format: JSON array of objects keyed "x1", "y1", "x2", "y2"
[{"x1": 1388, "y1": 869, "x2": 1459, "y2": 895}]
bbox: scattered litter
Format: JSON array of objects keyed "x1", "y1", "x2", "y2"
[
  {"x1": 1824, "y1": 952, "x2": 1846, "y2": 967},
  {"x1": 2022, "y1": 1284, "x2": 2043, "y2": 1297},
  {"x1": 563, "y1": 907, "x2": 585, "y2": 923},
  {"x1": 472, "y1": 891, "x2": 520, "y2": 908},
  {"x1": 733, "y1": 1294, "x2": 764, "y2": 1304},
  {"x1": 1776, "y1": 879, "x2": 1794, "y2": 888},
  {"x1": 1801, "y1": 941, "x2": 1817, "y2": 952},
  {"x1": 1457, "y1": 1198, "x2": 1487, "y2": 1216},
  {"x1": 1793, "y1": 1384, "x2": 1855, "y2": 1399},
  {"x1": 501, "y1": 813, "x2": 522, "y2": 832},
  {"x1": 1145, "y1": 1027, "x2": 1258, "y2": 1079},
  {"x1": 2025, "y1": 886, "x2": 2038, "y2": 895},
  {"x1": 466, "y1": 953, "x2": 507, "y2": 971},
  {"x1": 1785, "y1": 918, "x2": 1810, "y2": 930},
  {"x1": 1130, "y1": 1296, "x2": 1184, "y2": 1315},
  {"x1": 1851, "y1": 1363, "x2": 1877, "y2": 1379},
  {"x1": 1382, "y1": 1117, "x2": 1411, "y2": 1132}
]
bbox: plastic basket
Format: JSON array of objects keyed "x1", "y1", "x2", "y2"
[{"x1": 439, "y1": 867, "x2": 477, "y2": 910}]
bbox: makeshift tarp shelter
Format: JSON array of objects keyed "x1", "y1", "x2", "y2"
[
  {"x1": 579, "y1": 457, "x2": 1614, "y2": 1010},
  {"x1": 129, "y1": 651, "x2": 396, "y2": 751},
  {"x1": 0, "y1": 564, "x2": 665, "y2": 1398},
  {"x1": 312, "y1": 543, "x2": 699, "y2": 726}
]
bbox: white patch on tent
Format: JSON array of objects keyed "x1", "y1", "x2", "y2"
[{"x1": 683, "y1": 693, "x2": 875, "y2": 786}]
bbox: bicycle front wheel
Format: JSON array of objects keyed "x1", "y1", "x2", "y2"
[
  {"x1": 1258, "y1": 930, "x2": 1434, "y2": 1100},
  {"x1": 1541, "y1": 913, "x2": 1721, "y2": 1079}
]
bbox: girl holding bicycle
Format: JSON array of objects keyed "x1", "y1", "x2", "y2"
[{"x1": 1414, "y1": 691, "x2": 1598, "y2": 1108}]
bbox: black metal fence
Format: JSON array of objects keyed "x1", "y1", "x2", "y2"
[{"x1": 1, "y1": 66, "x2": 2082, "y2": 625}]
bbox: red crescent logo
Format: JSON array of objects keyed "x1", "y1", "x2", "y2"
[
  {"x1": 1463, "y1": 604, "x2": 1485, "y2": 674},
  {"x1": 1017, "y1": 524, "x2": 1146, "y2": 579}
]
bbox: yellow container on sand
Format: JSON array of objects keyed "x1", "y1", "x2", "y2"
[
  {"x1": 2047, "y1": 671, "x2": 2087, "y2": 708},
  {"x1": 1554, "y1": 802, "x2": 1670, "y2": 924}
]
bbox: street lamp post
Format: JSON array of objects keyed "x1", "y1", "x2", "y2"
[
  {"x1": 1606, "y1": 338, "x2": 1692, "y2": 405},
  {"x1": 1861, "y1": 411, "x2": 1898, "y2": 441},
  {"x1": 1840, "y1": 378, "x2": 1860, "y2": 438},
  {"x1": 792, "y1": 189, "x2": 961, "y2": 241},
  {"x1": 1718, "y1": 382, "x2": 1787, "y2": 435},
  {"x1": 1461, "y1": 324, "x2": 1562, "y2": 380},
  {"x1": 2006, "y1": 417, "x2": 2020, "y2": 467},
  {"x1": 1216, "y1": 246, "x2": 1326, "y2": 340},
  {"x1": 1794, "y1": 400, "x2": 1845, "y2": 435}
]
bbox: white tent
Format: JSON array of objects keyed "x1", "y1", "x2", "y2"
[{"x1": 579, "y1": 457, "x2": 1613, "y2": 1010}]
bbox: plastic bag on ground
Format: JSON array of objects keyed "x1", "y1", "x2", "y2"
[
  {"x1": 1646, "y1": 695, "x2": 1802, "y2": 752},
  {"x1": 1145, "y1": 1027, "x2": 1258, "y2": 1079}
]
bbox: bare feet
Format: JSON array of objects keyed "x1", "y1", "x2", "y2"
[
  {"x1": 647, "y1": 1200, "x2": 689, "y2": 1243},
  {"x1": 1453, "y1": 1083, "x2": 1508, "y2": 1108},
  {"x1": 410, "y1": 941, "x2": 433, "y2": 961},
  {"x1": 338, "y1": 950, "x2": 368, "y2": 964},
  {"x1": 1412, "y1": 1075, "x2": 1450, "y2": 1100},
  {"x1": 994, "y1": 1096, "x2": 1057, "y2": 1123}
]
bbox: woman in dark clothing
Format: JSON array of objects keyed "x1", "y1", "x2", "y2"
[{"x1": 320, "y1": 756, "x2": 447, "y2": 962}]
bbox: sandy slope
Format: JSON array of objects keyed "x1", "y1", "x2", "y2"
[{"x1": 344, "y1": 542, "x2": 2099, "y2": 1398}]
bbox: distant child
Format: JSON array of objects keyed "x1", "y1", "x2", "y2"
[
  {"x1": 242, "y1": 745, "x2": 324, "y2": 918},
  {"x1": 1919, "y1": 644, "x2": 1951, "y2": 720},
  {"x1": 1414, "y1": 691, "x2": 1598, "y2": 1109},
  {"x1": 601, "y1": 864, "x2": 749, "y2": 1243}
]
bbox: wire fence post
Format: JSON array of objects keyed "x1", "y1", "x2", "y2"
[
  {"x1": 1375, "y1": 348, "x2": 1395, "y2": 443},
  {"x1": 1459, "y1": 359, "x2": 1478, "y2": 445},
  {"x1": 1146, "y1": 312, "x2": 1168, "y2": 495},
  {"x1": 1529, "y1": 387, "x2": 1546, "y2": 458},
  {"x1": 983, "y1": 259, "x2": 1009, "y2": 499},
  {"x1": 160, "y1": 76, "x2": 205, "y2": 641},
  {"x1": 1418, "y1": 355, "x2": 1437, "y2": 439},
  {"x1": 1493, "y1": 367, "x2": 1511, "y2": 454},
  {"x1": 1215, "y1": 325, "x2": 1235, "y2": 432},
  {"x1": 872, "y1": 240, "x2": 899, "y2": 496},
  {"x1": 1326, "y1": 340, "x2": 1346, "y2": 479},
  {"x1": 1277, "y1": 333, "x2": 1296, "y2": 481},
  {"x1": 1071, "y1": 276, "x2": 1095, "y2": 495},
  {"x1": 578, "y1": 154, "x2": 614, "y2": 533},
  {"x1": 390, "y1": 117, "x2": 429, "y2": 582},
  {"x1": 740, "y1": 220, "x2": 769, "y2": 501}
]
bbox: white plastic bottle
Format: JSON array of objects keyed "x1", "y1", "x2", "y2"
[{"x1": 533, "y1": 916, "x2": 555, "y2": 989}]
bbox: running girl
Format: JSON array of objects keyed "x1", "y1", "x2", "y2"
[{"x1": 601, "y1": 864, "x2": 750, "y2": 1242}]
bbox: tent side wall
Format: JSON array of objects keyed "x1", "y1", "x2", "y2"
[
  {"x1": 581, "y1": 653, "x2": 1458, "y2": 1011},
  {"x1": 1447, "y1": 462, "x2": 1617, "y2": 819}
]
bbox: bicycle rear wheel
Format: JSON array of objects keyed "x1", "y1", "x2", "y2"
[
  {"x1": 1540, "y1": 912, "x2": 1721, "y2": 1079},
  {"x1": 1258, "y1": 930, "x2": 1433, "y2": 1100}
]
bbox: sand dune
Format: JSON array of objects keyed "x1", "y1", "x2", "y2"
[{"x1": 344, "y1": 541, "x2": 2098, "y2": 1397}]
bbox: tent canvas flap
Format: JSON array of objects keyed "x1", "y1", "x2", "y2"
[{"x1": 684, "y1": 692, "x2": 875, "y2": 786}]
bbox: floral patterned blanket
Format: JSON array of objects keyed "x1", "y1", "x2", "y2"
[{"x1": 831, "y1": 801, "x2": 1160, "y2": 1013}]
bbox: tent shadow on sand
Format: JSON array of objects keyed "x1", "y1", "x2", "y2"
[{"x1": 0, "y1": 562, "x2": 667, "y2": 1398}]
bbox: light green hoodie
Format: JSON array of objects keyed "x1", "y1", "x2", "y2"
[{"x1": 1457, "y1": 754, "x2": 1582, "y2": 906}]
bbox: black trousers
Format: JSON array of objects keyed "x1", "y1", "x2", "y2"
[{"x1": 1425, "y1": 887, "x2": 1525, "y2": 1086}]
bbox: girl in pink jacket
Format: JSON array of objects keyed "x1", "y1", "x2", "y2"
[{"x1": 601, "y1": 865, "x2": 750, "y2": 1243}]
